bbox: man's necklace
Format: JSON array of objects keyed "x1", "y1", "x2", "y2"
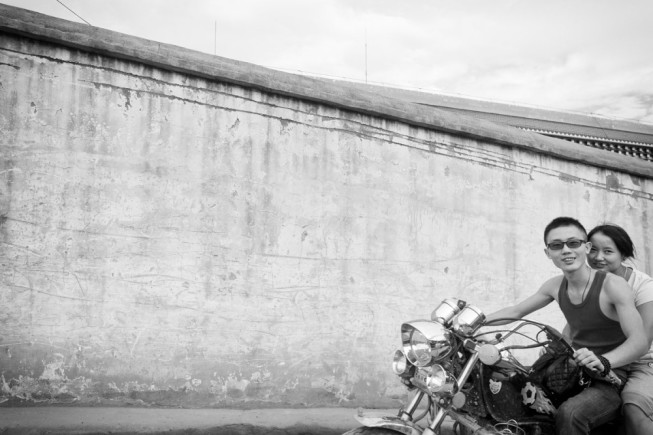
[{"x1": 580, "y1": 269, "x2": 592, "y2": 302}]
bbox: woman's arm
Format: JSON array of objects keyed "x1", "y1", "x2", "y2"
[{"x1": 637, "y1": 301, "x2": 653, "y2": 344}]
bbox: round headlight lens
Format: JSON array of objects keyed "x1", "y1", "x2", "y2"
[
  {"x1": 426, "y1": 365, "x2": 448, "y2": 392},
  {"x1": 402, "y1": 321, "x2": 454, "y2": 367},
  {"x1": 425, "y1": 364, "x2": 457, "y2": 396},
  {"x1": 410, "y1": 329, "x2": 432, "y2": 366},
  {"x1": 392, "y1": 350, "x2": 412, "y2": 376}
]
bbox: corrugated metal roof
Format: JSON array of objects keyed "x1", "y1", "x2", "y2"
[{"x1": 420, "y1": 105, "x2": 653, "y2": 145}]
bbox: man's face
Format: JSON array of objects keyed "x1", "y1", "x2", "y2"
[{"x1": 544, "y1": 225, "x2": 590, "y2": 272}]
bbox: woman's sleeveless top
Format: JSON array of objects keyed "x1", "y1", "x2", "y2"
[{"x1": 558, "y1": 270, "x2": 626, "y2": 355}]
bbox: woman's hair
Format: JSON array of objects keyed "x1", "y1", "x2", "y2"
[{"x1": 588, "y1": 224, "x2": 636, "y2": 259}]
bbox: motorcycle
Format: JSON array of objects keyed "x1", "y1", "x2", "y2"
[{"x1": 344, "y1": 298, "x2": 623, "y2": 435}]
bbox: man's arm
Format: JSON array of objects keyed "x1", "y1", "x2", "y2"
[
  {"x1": 575, "y1": 275, "x2": 647, "y2": 370},
  {"x1": 605, "y1": 275, "x2": 648, "y2": 367},
  {"x1": 485, "y1": 278, "x2": 557, "y2": 325}
]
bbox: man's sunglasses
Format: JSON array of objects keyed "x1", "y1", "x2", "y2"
[{"x1": 546, "y1": 239, "x2": 586, "y2": 250}]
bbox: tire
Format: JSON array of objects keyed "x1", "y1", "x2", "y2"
[{"x1": 342, "y1": 427, "x2": 405, "y2": 435}]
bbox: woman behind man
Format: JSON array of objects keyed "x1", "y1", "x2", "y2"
[{"x1": 588, "y1": 224, "x2": 653, "y2": 435}]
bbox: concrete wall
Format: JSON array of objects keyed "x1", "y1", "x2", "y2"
[{"x1": 1, "y1": 5, "x2": 652, "y2": 408}]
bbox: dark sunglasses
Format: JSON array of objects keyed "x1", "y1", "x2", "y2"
[{"x1": 546, "y1": 239, "x2": 586, "y2": 250}]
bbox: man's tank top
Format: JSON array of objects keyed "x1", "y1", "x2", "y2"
[{"x1": 558, "y1": 270, "x2": 626, "y2": 355}]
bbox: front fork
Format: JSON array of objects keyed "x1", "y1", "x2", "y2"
[
  {"x1": 400, "y1": 349, "x2": 481, "y2": 435},
  {"x1": 399, "y1": 391, "x2": 425, "y2": 421}
]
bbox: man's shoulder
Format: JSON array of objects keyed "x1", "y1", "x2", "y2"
[
  {"x1": 602, "y1": 271, "x2": 629, "y2": 289},
  {"x1": 601, "y1": 272, "x2": 635, "y2": 303}
]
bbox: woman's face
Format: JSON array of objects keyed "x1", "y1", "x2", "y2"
[{"x1": 588, "y1": 232, "x2": 623, "y2": 273}]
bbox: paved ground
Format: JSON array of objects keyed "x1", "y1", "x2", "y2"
[{"x1": 0, "y1": 407, "x2": 457, "y2": 434}]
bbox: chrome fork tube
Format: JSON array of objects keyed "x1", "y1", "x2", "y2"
[
  {"x1": 456, "y1": 350, "x2": 480, "y2": 390},
  {"x1": 425, "y1": 350, "x2": 481, "y2": 434},
  {"x1": 423, "y1": 407, "x2": 448, "y2": 435},
  {"x1": 398, "y1": 390, "x2": 425, "y2": 421}
]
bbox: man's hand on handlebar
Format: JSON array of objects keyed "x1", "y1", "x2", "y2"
[{"x1": 573, "y1": 348, "x2": 606, "y2": 375}]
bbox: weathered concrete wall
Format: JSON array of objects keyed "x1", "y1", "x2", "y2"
[{"x1": 1, "y1": 6, "x2": 652, "y2": 409}]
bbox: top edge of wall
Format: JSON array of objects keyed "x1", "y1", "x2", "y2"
[{"x1": 1, "y1": 3, "x2": 651, "y2": 179}]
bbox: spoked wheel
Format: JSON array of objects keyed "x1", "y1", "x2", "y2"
[{"x1": 342, "y1": 427, "x2": 405, "y2": 435}]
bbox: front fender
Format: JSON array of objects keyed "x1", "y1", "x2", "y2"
[
  {"x1": 355, "y1": 409, "x2": 504, "y2": 435},
  {"x1": 354, "y1": 411, "x2": 423, "y2": 435}
]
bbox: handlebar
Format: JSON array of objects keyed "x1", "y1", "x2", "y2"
[{"x1": 481, "y1": 319, "x2": 623, "y2": 388}]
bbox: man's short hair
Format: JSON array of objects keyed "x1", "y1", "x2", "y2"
[{"x1": 543, "y1": 217, "x2": 587, "y2": 245}]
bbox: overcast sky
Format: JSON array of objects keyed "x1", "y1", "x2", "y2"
[{"x1": 5, "y1": 0, "x2": 653, "y2": 124}]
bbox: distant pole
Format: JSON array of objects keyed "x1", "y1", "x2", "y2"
[{"x1": 214, "y1": 21, "x2": 217, "y2": 55}]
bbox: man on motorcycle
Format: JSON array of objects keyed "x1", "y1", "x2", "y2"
[{"x1": 485, "y1": 216, "x2": 647, "y2": 435}]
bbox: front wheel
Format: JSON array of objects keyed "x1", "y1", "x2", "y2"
[{"x1": 342, "y1": 427, "x2": 405, "y2": 435}]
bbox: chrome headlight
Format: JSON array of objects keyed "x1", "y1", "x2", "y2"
[
  {"x1": 392, "y1": 349, "x2": 414, "y2": 377},
  {"x1": 401, "y1": 320, "x2": 454, "y2": 367},
  {"x1": 452, "y1": 305, "x2": 485, "y2": 336},
  {"x1": 431, "y1": 298, "x2": 466, "y2": 326},
  {"x1": 425, "y1": 364, "x2": 457, "y2": 395}
]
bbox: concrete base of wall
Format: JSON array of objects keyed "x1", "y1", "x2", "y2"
[{"x1": 0, "y1": 407, "x2": 457, "y2": 434}]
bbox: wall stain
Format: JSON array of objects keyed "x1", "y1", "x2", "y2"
[
  {"x1": 558, "y1": 173, "x2": 580, "y2": 183},
  {"x1": 606, "y1": 173, "x2": 622, "y2": 189}
]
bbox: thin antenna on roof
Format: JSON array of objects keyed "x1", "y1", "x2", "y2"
[{"x1": 56, "y1": 0, "x2": 91, "y2": 25}]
